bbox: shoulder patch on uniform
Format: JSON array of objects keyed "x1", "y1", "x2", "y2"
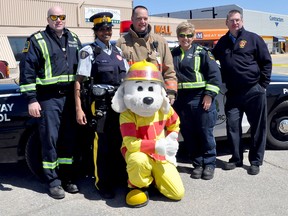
[
  {"x1": 208, "y1": 51, "x2": 215, "y2": 60},
  {"x1": 22, "y1": 40, "x2": 30, "y2": 53},
  {"x1": 80, "y1": 50, "x2": 89, "y2": 59}
]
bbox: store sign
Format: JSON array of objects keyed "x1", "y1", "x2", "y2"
[
  {"x1": 195, "y1": 29, "x2": 227, "y2": 40},
  {"x1": 84, "y1": 8, "x2": 120, "y2": 24},
  {"x1": 154, "y1": 25, "x2": 172, "y2": 35},
  {"x1": 269, "y1": 15, "x2": 284, "y2": 27},
  {"x1": 195, "y1": 32, "x2": 204, "y2": 39}
]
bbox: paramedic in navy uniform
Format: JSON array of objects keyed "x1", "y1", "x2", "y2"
[
  {"x1": 20, "y1": 6, "x2": 82, "y2": 199},
  {"x1": 172, "y1": 21, "x2": 221, "y2": 180}
]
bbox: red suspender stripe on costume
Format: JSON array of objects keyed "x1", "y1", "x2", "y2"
[{"x1": 165, "y1": 110, "x2": 180, "y2": 133}]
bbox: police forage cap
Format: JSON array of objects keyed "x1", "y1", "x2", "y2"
[
  {"x1": 126, "y1": 60, "x2": 164, "y2": 83},
  {"x1": 89, "y1": 12, "x2": 114, "y2": 29}
]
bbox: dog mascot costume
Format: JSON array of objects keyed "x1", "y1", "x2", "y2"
[{"x1": 112, "y1": 60, "x2": 185, "y2": 208}]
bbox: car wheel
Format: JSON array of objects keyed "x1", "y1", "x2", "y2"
[
  {"x1": 267, "y1": 101, "x2": 288, "y2": 150},
  {"x1": 25, "y1": 130, "x2": 45, "y2": 181}
]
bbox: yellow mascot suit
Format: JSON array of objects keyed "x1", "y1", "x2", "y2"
[{"x1": 111, "y1": 60, "x2": 185, "y2": 208}]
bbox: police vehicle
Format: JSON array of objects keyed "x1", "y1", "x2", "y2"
[
  {"x1": 0, "y1": 74, "x2": 288, "y2": 178},
  {"x1": 213, "y1": 74, "x2": 288, "y2": 150}
]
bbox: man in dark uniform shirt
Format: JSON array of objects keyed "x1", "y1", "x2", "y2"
[{"x1": 212, "y1": 9, "x2": 272, "y2": 175}]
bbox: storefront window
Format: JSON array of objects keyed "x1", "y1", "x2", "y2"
[{"x1": 8, "y1": 37, "x2": 27, "y2": 62}]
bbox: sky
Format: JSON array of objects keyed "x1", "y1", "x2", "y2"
[{"x1": 133, "y1": 0, "x2": 288, "y2": 15}]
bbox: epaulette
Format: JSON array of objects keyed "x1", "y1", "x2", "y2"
[
  {"x1": 201, "y1": 45, "x2": 211, "y2": 52},
  {"x1": 90, "y1": 43, "x2": 102, "y2": 56},
  {"x1": 201, "y1": 46, "x2": 215, "y2": 60},
  {"x1": 29, "y1": 30, "x2": 42, "y2": 39},
  {"x1": 202, "y1": 46, "x2": 211, "y2": 51},
  {"x1": 68, "y1": 30, "x2": 79, "y2": 38},
  {"x1": 22, "y1": 30, "x2": 41, "y2": 53}
]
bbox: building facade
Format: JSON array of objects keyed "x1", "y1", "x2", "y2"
[
  {"x1": 0, "y1": 0, "x2": 133, "y2": 70},
  {"x1": 155, "y1": 4, "x2": 288, "y2": 54},
  {"x1": 0, "y1": 1, "x2": 287, "y2": 72}
]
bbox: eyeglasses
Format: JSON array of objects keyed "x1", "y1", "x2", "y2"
[
  {"x1": 228, "y1": 19, "x2": 241, "y2": 23},
  {"x1": 49, "y1": 15, "x2": 66, "y2": 21},
  {"x1": 179, "y1": 33, "x2": 194, "y2": 38}
]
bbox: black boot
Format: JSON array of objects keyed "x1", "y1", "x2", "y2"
[{"x1": 190, "y1": 166, "x2": 203, "y2": 179}]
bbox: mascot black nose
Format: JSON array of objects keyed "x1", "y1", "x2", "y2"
[{"x1": 143, "y1": 97, "x2": 154, "y2": 105}]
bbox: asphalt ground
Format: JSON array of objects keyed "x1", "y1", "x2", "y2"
[{"x1": 1, "y1": 143, "x2": 288, "y2": 216}]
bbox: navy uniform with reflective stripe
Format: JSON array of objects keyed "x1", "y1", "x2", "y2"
[
  {"x1": 20, "y1": 25, "x2": 82, "y2": 188},
  {"x1": 172, "y1": 44, "x2": 221, "y2": 168}
]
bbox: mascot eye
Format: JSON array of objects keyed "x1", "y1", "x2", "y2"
[
  {"x1": 148, "y1": 86, "x2": 154, "y2": 91},
  {"x1": 137, "y1": 86, "x2": 143, "y2": 91}
]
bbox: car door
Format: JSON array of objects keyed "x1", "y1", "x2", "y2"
[{"x1": 0, "y1": 82, "x2": 29, "y2": 162}]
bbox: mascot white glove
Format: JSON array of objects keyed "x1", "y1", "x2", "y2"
[
  {"x1": 155, "y1": 138, "x2": 167, "y2": 156},
  {"x1": 155, "y1": 132, "x2": 179, "y2": 166},
  {"x1": 165, "y1": 132, "x2": 179, "y2": 166},
  {"x1": 165, "y1": 132, "x2": 179, "y2": 156}
]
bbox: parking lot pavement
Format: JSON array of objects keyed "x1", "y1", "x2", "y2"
[
  {"x1": 272, "y1": 53, "x2": 288, "y2": 75},
  {"x1": 1, "y1": 145, "x2": 288, "y2": 216}
]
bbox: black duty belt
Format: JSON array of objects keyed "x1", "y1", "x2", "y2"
[{"x1": 37, "y1": 85, "x2": 74, "y2": 96}]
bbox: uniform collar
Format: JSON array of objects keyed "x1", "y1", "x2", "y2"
[
  {"x1": 129, "y1": 24, "x2": 152, "y2": 39},
  {"x1": 46, "y1": 25, "x2": 68, "y2": 38},
  {"x1": 95, "y1": 38, "x2": 112, "y2": 50},
  {"x1": 228, "y1": 27, "x2": 244, "y2": 42}
]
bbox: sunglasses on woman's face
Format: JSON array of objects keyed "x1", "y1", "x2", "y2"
[
  {"x1": 49, "y1": 15, "x2": 66, "y2": 21},
  {"x1": 179, "y1": 33, "x2": 194, "y2": 38}
]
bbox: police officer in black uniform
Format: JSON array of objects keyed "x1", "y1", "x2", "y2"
[
  {"x1": 20, "y1": 6, "x2": 82, "y2": 199},
  {"x1": 172, "y1": 22, "x2": 221, "y2": 180},
  {"x1": 74, "y1": 12, "x2": 129, "y2": 199}
]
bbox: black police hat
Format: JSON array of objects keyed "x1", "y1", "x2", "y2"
[{"x1": 89, "y1": 12, "x2": 114, "y2": 30}]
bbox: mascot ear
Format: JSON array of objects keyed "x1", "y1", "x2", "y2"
[
  {"x1": 161, "y1": 87, "x2": 170, "y2": 114},
  {"x1": 111, "y1": 84, "x2": 127, "y2": 113}
]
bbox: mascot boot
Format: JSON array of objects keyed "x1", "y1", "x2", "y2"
[{"x1": 126, "y1": 189, "x2": 149, "y2": 208}]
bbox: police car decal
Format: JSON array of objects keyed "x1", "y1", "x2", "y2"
[{"x1": 0, "y1": 102, "x2": 14, "y2": 122}]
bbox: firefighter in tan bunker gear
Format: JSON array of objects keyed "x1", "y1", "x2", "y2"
[{"x1": 116, "y1": 5, "x2": 178, "y2": 104}]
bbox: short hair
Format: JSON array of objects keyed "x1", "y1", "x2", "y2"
[
  {"x1": 226, "y1": 9, "x2": 243, "y2": 20},
  {"x1": 132, "y1": 5, "x2": 148, "y2": 16},
  {"x1": 176, "y1": 22, "x2": 195, "y2": 36}
]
